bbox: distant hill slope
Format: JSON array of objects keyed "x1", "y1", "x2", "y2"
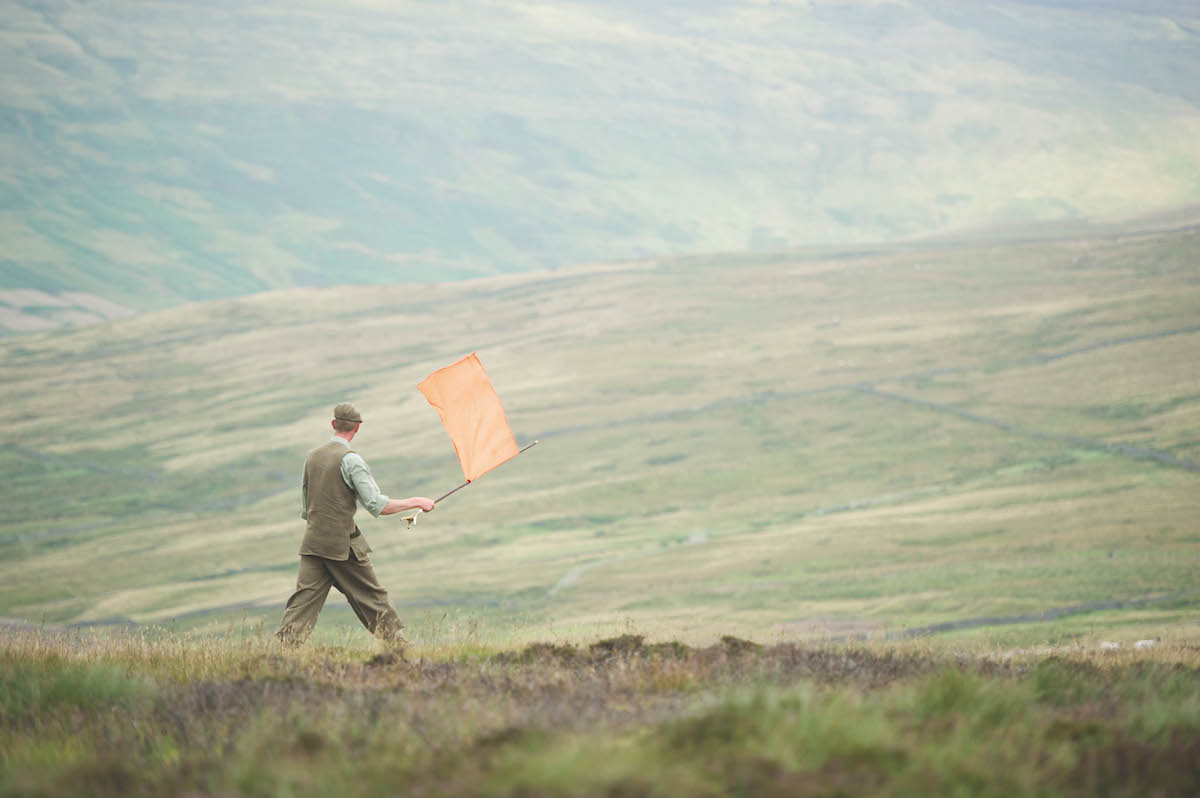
[
  {"x1": 0, "y1": 221, "x2": 1197, "y2": 640},
  {"x1": 2, "y1": 0, "x2": 1199, "y2": 327}
]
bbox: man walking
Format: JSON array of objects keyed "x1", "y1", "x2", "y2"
[{"x1": 276, "y1": 402, "x2": 435, "y2": 645}]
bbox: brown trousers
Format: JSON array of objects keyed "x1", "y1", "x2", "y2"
[{"x1": 275, "y1": 551, "x2": 404, "y2": 644}]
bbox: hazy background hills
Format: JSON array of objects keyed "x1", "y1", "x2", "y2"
[{"x1": 3, "y1": 0, "x2": 1200, "y2": 331}]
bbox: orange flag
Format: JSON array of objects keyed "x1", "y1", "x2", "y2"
[{"x1": 418, "y1": 353, "x2": 520, "y2": 482}]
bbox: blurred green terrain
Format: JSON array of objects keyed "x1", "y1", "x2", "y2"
[
  {"x1": 0, "y1": 219, "x2": 1196, "y2": 644},
  {"x1": 2, "y1": 0, "x2": 1200, "y2": 328}
]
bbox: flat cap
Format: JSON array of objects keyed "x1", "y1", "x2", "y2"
[{"x1": 333, "y1": 402, "x2": 363, "y2": 423}]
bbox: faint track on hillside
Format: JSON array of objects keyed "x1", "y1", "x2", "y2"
[
  {"x1": 1037, "y1": 323, "x2": 1200, "y2": 363},
  {"x1": 538, "y1": 324, "x2": 1200, "y2": 475},
  {"x1": 892, "y1": 323, "x2": 1200, "y2": 383},
  {"x1": 854, "y1": 385, "x2": 1200, "y2": 474}
]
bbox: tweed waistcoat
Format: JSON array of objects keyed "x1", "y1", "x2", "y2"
[{"x1": 300, "y1": 441, "x2": 371, "y2": 560}]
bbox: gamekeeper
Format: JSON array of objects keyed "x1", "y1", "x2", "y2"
[{"x1": 275, "y1": 402, "x2": 435, "y2": 645}]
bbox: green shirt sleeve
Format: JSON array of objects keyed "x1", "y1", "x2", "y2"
[{"x1": 340, "y1": 452, "x2": 391, "y2": 518}]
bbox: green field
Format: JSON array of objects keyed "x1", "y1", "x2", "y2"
[{"x1": 0, "y1": 219, "x2": 1197, "y2": 648}]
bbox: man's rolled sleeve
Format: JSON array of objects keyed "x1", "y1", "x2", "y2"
[{"x1": 340, "y1": 453, "x2": 390, "y2": 518}]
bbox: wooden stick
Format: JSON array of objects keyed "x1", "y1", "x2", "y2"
[{"x1": 406, "y1": 440, "x2": 539, "y2": 525}]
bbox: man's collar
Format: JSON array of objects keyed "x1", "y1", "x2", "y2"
[{"x1": 329, "y1": 435, "x2": 351, "y2": 447}]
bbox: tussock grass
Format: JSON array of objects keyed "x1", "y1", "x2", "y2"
[{"x1": 1, "y1": 628, "x2": 1197, "y2": 797}]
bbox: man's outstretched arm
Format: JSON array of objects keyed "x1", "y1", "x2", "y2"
[
  {"x1": 380, "y1": 496, "x2": 436, "y2": 515},
  {"x1": 340, "y1": 452, "x2": 435, "y2": 517}
]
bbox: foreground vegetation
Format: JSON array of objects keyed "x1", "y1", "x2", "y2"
[{"x1": 1, "y1": 628, "x2": 1197, "y2": 797}]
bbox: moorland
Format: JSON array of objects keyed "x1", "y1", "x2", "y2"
[{"x1": 1, "y1": 215, "x2": 1199, "y2": 796}]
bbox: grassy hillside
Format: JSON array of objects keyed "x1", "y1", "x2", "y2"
[
  {"x1": 0, "y1": 220, "x2": 1197, "y2": 646},
  {"x1": 3, "y1": 0, "x2": 1200, "y2": 326}
]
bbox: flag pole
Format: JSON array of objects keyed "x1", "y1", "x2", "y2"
[{"x1": 406, "y1": 440, "x2": 538, "y2": 526}]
